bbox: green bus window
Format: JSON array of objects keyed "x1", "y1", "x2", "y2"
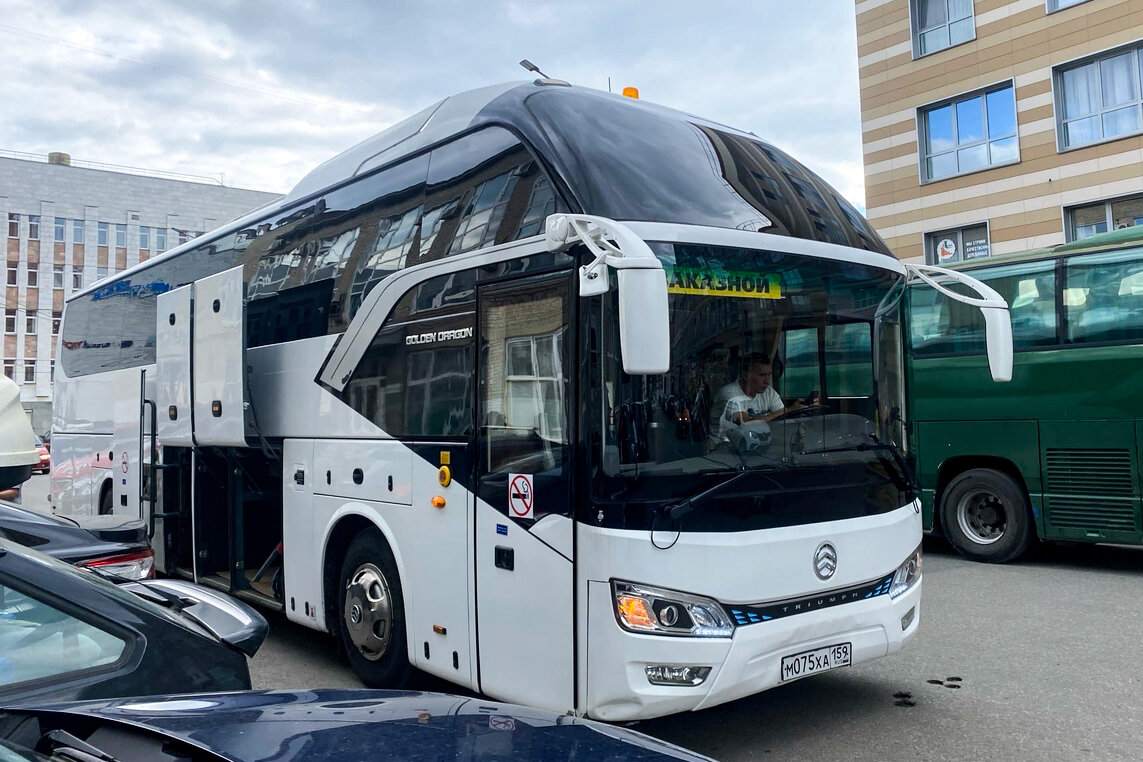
[
  {"x1": 909, "y1": 261, "x2": 1056, "y2": 355},
  {"x1": 1065, "y1": 248, "x2": 1143, "y2": 344}
]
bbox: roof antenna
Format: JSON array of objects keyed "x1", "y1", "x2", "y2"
[{"x1": 519, "y1": 59, "x2": 550, "y2": 78}]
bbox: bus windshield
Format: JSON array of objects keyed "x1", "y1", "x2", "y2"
[{"x1": 590, "y1": 242, "x2": 911, "y2": 532}]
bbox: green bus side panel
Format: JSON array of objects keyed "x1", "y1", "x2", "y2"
[
  {"x1": 1038, "y1": 420, "x2": 1142, "y2": 544},
  {"x1": 914, "y1": 420, "x2": 1043, "y2": 534},
  {"x1": 908, "y1": 345, "x2": 1143, "y2": 543}
]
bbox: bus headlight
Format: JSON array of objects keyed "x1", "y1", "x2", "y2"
[
  {"x1": 612, "y1": 581, "x2": 734, "y2": 638},
  {"x1": 889, "y1": 545, "x2": 923, "y2": 599}
]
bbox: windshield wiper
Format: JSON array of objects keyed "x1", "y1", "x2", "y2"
[
  {"x1": 39, "y1": 729, "x2": 120, "y2": 762},
  {"x1": 798, "y1": 441, "x2": 917, "y2": 493},
  {"x1": 657, "y1": 465, "x2": 787, "y2": 522}
]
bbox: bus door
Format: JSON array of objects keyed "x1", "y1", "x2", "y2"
[{"x1": 474, "y1": 271, "x2": 576, "y2": 712}]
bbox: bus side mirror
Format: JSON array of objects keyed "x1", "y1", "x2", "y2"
[
  {"x1": 905, "y1": 264, "x2": 1012, "y2": 383},
  {"x1": 617, "y1": 269, "x2": 670, "y2": 375},
  {"x1": 546, "y1": 213, "x2": 671, "y2": 375}
]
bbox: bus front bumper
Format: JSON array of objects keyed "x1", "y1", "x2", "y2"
[{"x1": 584, "y1": 576, "x2": 921, "y2": 722}]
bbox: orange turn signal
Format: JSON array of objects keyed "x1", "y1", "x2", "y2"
[
  {"x1": 622, "y1": 86, "x2": 639, "y2": 99},
  {"x1": 617, "y1": 595, "x2": 655, "y2": 629},
  {"x1": 431, "y1": 496, "x2": 446, "y2": 509}
]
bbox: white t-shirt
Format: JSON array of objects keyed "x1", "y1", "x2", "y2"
[{"x1": 715, "y1": 382, "x2": 784, "y2": 442}]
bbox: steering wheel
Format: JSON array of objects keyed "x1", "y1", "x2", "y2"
[{"x1": 779, "y1": 404, "x2": 831, "y2": 420}]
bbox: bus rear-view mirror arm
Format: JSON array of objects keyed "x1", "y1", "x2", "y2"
[
  {"x1": 905, "y1": 263, "x2": 1013, "y2": 383},
  {"x1": 545, "y1": 214, "x2": 670, "y2": 375}
]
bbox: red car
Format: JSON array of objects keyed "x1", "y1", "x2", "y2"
[{"x1": 32, "y1": 435, "x2": 50, "y2": 474}]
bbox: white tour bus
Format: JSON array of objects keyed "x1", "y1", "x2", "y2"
[{"x1": 50, "y1": 81, "x2": 1011, "y2": 721}]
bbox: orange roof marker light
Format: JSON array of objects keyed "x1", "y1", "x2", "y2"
[{"x1": 621, "y1": 86, "x2": 639, "y2": 99}]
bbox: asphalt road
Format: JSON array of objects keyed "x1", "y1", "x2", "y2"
[{"x1": 18, "y1": 474, "x2": 1142, "y2": 760}]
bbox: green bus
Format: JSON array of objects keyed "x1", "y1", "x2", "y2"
[{"x1": 906, "y1": 225, "x2": 1143, "y2": 563}]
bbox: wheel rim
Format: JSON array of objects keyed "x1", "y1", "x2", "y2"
[
  {"x1": 956, "y1": 488, "x2": 1007, "y2": 545},
  {"x1": 344, "y1": 563, "x2": 393, "y2": 662}
]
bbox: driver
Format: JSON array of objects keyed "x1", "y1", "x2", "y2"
[{"x1": 713, "y1": 354, "x2": 804, "y2": 445}]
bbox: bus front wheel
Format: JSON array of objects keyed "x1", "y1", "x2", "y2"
[
  {"x1": 336, "y1": 528, "x2": 412, "y2": 688},
  {"x1": 940, "y1": 468, "x2": 1032, "y2": 564}
]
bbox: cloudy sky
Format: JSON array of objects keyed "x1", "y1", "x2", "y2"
[{"x1": 0, "y1": 1, "x2": 867, "y2": 209}]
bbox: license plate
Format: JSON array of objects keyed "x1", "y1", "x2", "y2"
[{"x1": 780, "y1": 642, "x2": 852, "y2": 681}]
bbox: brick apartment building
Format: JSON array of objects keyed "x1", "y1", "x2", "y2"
[{"x1": 855, "y1": 0, "x2": 1143, "y2": 263}]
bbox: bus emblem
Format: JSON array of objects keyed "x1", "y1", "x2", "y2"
[{"x1": 814, "y1": 543, "x2": 838, "y2": 581}]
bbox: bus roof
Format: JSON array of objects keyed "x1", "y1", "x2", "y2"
[
  {"x1": 69, "y1": 80, "x2": 894, "y2": 303},
  {"x1": 943, "y1": 225, "x2": 1143, "y2": 272}
]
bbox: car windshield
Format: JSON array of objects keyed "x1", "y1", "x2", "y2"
[{"x1": 586, "y1": 242, "x2": 910, "y2": 532}]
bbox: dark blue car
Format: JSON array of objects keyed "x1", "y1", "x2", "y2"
[
  {"x1": 0, "y1": 690, "x2": 715, "y2": 761},
  {"x1": 0, "y1": 538, "x2": 267, "y2": 706}
]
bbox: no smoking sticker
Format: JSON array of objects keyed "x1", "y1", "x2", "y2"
[{"x1": 508, "y1": 473, "x2": 533, "y2": 519}]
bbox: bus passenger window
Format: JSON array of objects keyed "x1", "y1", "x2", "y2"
[
  {"x1": 340, "y1": 271, "x2": 476, "y2": 438},
  {"x1": 420, "y1": 128, "x2": 567, "y2": 263},
  {"x1": 1065, "y1": 249, "x2": 1143, "y2": 344}
]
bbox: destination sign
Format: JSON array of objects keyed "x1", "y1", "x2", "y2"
[{"x1": 666, "y1": 268, "x2": 782, "y2": 299}]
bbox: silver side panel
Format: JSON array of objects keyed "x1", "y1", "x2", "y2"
[
  {"x1": 192, "y1": 266, "x2": 251, "y2": 447},
  {"x1": 155, "y1": 285, "x2": 194, "y2": 446}
]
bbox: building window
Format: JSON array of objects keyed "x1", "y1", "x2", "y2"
[
  {"x1": 97, "y1": 222, "x2": 109, "y2": 246},
  {"x1": 139, "y1": 226, "x2": 150, "y2": 250},
  {"x1": 7, "y1": 213, "x2": 19, "y2": 238},
  {"x1": 3, "y1": 309, "x2": 14, "y2": 334},
  {"x1": 924, "y1": 223, "x2": 991, "y2": 265},
  {"x1": 1056, "y1": 43, "x2": 1143, "y2": 150},
  {"x1": 177, "y1": 229, "x2": 191, "y2": 245},
  {"x1": 5, "y1": 262, "x2": 16, "y2": 286},
  {"x1": 1047, "y1": 0, "x2": 1091, "y2": 12},
  {"x1": 26, "y1": 265, "x2": 37, "y2": 287},
  {"x1": 23, "y1": 360, "x2": 35, "y2": 384},
  {"x1": 51, "y1": 311, "x2": 61, "y2": 335},
  {"x1": 73, "y1": 270, "x2": 83, "y2": 290},
  {"x1": 73, "y1": 219, "x2": 85, "y2": 244},
  {"x1": 25, "y1": 310, "x2": 36, "y2": 334},
  {"x1": 115, "y1": 223, "x2": 126, "y2": 248},
  {"x1": 911, "y1": 0, "x2": 974, "y2": 58},
  {"x1": 1066, "y1": 194, "x2": 1143, "y2": 241},
  {"x1": 155, "y1": 228, "x2": 166, "y2": 252},
  {"x1": 28, "y1": 216, "x2": 40, "y2": 240},
  {"x1": 96, "y1": 266, "x2": 108, "y2": 282},
  {"x1": 2, "y1": 358, "x2": 13, "y2": 380},
  {"x1": 53, "y1": 264, "x2": 64, "y2": 289},
  {"x1": 920, "y1": 82, "x2": 1018, "y2": 182},
  {"x1": 54, "y1": 217, "x2": 66, "y2": 242}
]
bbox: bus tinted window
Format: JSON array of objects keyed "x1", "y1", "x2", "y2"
[
  {"x1": 341, "y1": 270, "x2": 477, "y2": 438},
  {"x1": 910, "y1": 261, "x2": 1057, "y2": 355},
  {"x1": 1065, "y1": 248, "x2": 1143, "y2": 344},
  {"x1": 60, "y1": 235, "x2": 240, "y2": 377},
  {"x1": 420, "y1": 127, "x2": 564, "y2": 263}
]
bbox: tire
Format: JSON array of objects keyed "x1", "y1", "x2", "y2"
[
  {"x1": 98, "y1": 484, "x2": 113, "y2": 515},
  {"x1": 336, "y1": 528, "x2": 412, "y2": 688},
  {"x1": 940, "y1": 468, "x2": 1033, "y2": 564}
]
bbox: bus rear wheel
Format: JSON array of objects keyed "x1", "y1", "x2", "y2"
[
  {"x1": 940, "y1": 468, "x2": 1032, "y2": 564},
  {"x1": 336, "y1": 528, "x2": 412, "y2": 688}
]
